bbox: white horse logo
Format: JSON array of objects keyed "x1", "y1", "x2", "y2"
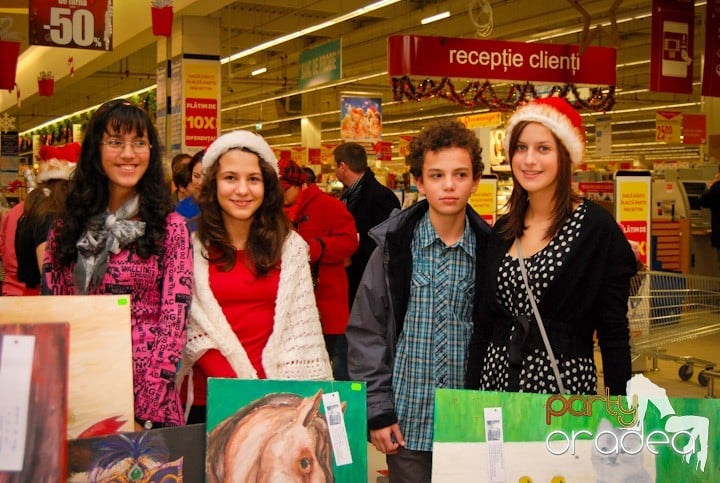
[{"x1": 626, "y1": 374, "x2": 709, "y2": 472}]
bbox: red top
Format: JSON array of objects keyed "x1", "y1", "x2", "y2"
[
  {"x1": 192, "y1": 250, "x2": 279, "y2": 406},
  {"x1": 0, "y1": 203, "x2": 40, "y2": 296}
]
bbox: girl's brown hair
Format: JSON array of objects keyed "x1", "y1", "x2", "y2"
[
  {"x1": 196, "y1": 148, "x2": 291, "y2": 274},
  {"x1": 499, "y1": 120, "x2": 583, "y2": 241}
]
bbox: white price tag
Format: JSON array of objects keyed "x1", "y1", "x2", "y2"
[
  {"x1": 321, "y1": 391, "x2": 352, "y2": 466},
  {"x1": 0, "y1": 335, "x2": 35, "y2": 471},
  {"x1": 484, "y1": 407, "x2": 506, "y2": 483}
]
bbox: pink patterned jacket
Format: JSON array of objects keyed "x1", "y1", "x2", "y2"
[{"x1": 43, "y1": 212, "x2": 193, "y2": 426}]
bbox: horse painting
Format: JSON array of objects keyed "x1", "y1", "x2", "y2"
[{"x1": 207, "y1": 390, "x2": 334, "y2": 483}]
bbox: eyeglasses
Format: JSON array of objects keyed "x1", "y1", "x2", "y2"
[{"x1": 101, "y1": 139, "x2": 151, "y2": 153}]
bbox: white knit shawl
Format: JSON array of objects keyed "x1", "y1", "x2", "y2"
[{"x1": 178, "y1": 231, "x2": 333, "y2": 387}]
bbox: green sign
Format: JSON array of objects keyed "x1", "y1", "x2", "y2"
[{"x1": 298, "y1": 39, "x2": 341, "y2": 90}]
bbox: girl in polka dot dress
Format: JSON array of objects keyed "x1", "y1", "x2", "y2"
[{"x1": 466, "y1": 97, "x2": 637, "y2": 396}]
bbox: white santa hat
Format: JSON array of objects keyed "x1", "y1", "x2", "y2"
[
  {"x1": 37, "y1": 142, "x2": 80, "y2": 182},
  {"x1": 504, "y1": 97, "x2": 586, "y2": 167},
  {"x1": 202, "y1": 130, "x2": 279, "y2": 175}
]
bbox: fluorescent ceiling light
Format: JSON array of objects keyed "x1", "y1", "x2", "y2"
[
  {"x1": 221, "y1": 0, "x2": 401, "y2": 64},
  {"x1": 421, "y1": 11, "x2": 450, "y2": 25},
  {"x1": 251, "y1": 67, "x2": 267, "y2": 76}
]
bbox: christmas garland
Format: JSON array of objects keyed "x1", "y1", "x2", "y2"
[{"x1": 391, "y1": 76, "x2": 616, "y2": 112}]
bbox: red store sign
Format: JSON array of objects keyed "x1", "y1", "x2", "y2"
[
  {"x1": 388, "y1": 35, "x2": 616, "y2": 85},
  {"x1": 29, "y1": 0, "x2": 113, "y2": 51}
]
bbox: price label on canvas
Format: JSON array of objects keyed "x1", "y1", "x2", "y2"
[
  {"x1": 321, "y1": 391, "x2": 353, "y2": 466},
  {"x1": 484, "y1": 407, "x2": 507, "y2": 483},
  {"x1": 0, "y1": 335, "x2": 35, "y2": 471},
  {"x1": 29, "y1": 1, "x2": 113, "y2": 51}
]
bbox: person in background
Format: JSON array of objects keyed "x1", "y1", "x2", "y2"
[
  {"x1": 700, "y1": 170, "x2": 720, "y2": 275},
  {"x1": 467, "y1": 97, "x2": 636, "y2": 397},
  {"x1": 16, "y1": 143, "x2": 79, "y2": 292},
  {"x1": 170, "y1": 152, "x2": 192, "y2": 204},
  {"x1": 303, "y1": 166, "x2": 317, "y2": 185},
  {"x1": 1, "y1": 201, "x2": 35, "y2": 295},
  {"x1": 281, "y1": 159, "x2": 359, "y2": 380},
  {"x1": 347, "y1": 120, "x2": 491, "y2": 482},
  {"x1": 179, "y1": 131, "x2": 332, "y2": 424},
  {"x1": 334, "y1": 142, "x2": 400, "y2": 302},
  {"x1": 334, "y1": 142, "x2": 401, "y2": 380},
  {"x1": 175, "y1": 150, "x2": 204, "y2": 231},
  {"x1": 42, "y1": 99, "x2": 193, "y2": 428}
]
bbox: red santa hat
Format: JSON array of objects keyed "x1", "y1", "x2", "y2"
[
  {"x1": 504, "y1": 97, "x2": 586, "y2": 167},
  {"x1": 37, "y1": 142, "x2": 80, "y2": 182}
]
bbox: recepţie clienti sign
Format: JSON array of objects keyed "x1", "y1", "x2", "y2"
[{"x1": 388, "y1": 35, "x2": 616, "y2": 85}]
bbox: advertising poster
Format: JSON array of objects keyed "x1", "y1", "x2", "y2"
[
  {"x1": 66, "y1": 423, "x2": 206, "y2": 482},
  {"x1": 183, "y1": 59, "x2": 220, "y2": 149},
  {"x1": 616, "y1": 173, "x2": 652, "y2": 267},
  {"x1": 595, "y1": 116, "x2": 612, "y2": 157},
  {"x1": 433, "y1": 376, "x2": 718, "y2": 482},
  {"x1": 470, "y1": 176, "x2": 497, "y2": 225},
  {"x1": 29, "y1": 0, "x2": 113, "y2": 51},
  {"x1": 656, "y1": 111, "x2": 682, "y2": 144},
  {"x1": 340, "y1": 95, "x2": 382, "y2": 144},
  {"x1": 649, "y1": 0, "x2": 694, "y2": 94},
  {"x1": 207, "y1": 379, "x2": 367, "y2": 483},
  {"x1": 682, "y1": 114, "x2": 707, "y2": 145}
]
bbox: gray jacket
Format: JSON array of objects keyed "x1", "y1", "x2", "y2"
[{"x1": 346, "y1": 200, "x2": 491, "y2": 430}]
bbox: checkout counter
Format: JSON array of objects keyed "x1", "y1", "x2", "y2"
[{"x1": 652, "y1": 177, "x2": 715, "y2": 276}]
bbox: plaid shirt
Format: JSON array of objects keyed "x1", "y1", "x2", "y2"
[{"x1": 392, "y1": 211, "x2": 476, "y2": 451}]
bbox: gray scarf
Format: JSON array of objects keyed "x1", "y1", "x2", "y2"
[{"x1": 73, "y1": 195, "x2": 146, "y2": 294}]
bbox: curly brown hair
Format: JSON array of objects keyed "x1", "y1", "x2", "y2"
[
  {"x1": 406, "y1": 120, "x2": 484, "y2": 179},
  {"x1": 196, "y1": 148, "x2": 290, "y2": 274}
]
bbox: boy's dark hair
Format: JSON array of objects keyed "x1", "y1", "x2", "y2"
[
  {"x1": 302, "y1": 167, "x2": 316, "y2": 184},
  {"x1": 406, "y1": 120, "x2": 483, "y2": 179},
  {"x1": 333, "y1": 142, "x2": 368, "y2": 172},
  {"x1": 172, "y1": 160, "x2": 192, "y2": 190}
]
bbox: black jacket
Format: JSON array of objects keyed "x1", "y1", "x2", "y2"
[
  {"x1": 700, "y1": 180, "x2": 720, "y2": 247},
  {"x1": 466, "y1": 200, "x2": 637, "y2": 395},
  {"x1": 344, "y1": 168, "x2": 401, "y2": 305}
]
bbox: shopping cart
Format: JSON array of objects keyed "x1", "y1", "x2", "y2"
[{"x1": 627, "y1": 270, "x2": 720, "y2": 388}]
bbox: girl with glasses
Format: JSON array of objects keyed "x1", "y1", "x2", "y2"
[{"x1": 42, "y1": 99, "x2": 193, "y2": 429}]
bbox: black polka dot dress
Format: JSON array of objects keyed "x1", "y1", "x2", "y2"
[{"x1": 480, "y1": 203, "x2": 598, "y2": 394}]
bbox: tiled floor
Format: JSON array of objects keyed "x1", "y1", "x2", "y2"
[{"x1": 612, "y1": 330, "x2": 720, "y2": 399}]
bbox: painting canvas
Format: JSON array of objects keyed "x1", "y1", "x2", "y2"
[
  {"x1": 0, "y1": 295, "x2": 134, "y2": 438},
  {"x1": 0, "y1": 322, "x2": 69, "y2": 482},
  {"x1": 433, "y1": 375, "x2": 719, "y2": 483},
  {"x1": 207, "y1": 379, "x2": 367, "y2": 483},
  {"x1": 66, "y1": 423, "x2": 206, "y2": 481}
]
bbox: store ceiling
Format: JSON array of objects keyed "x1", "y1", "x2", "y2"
[{"x1": 0, "y1": 0, "x2": 710, "y2": 164}]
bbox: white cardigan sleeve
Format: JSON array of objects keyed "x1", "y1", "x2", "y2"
[{"x1": 263, "y1": 231, "x2": 333, "y2": 380}]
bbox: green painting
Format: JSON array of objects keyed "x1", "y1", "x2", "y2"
[
  {"x1": 207, "y1": 378, "x2": 367, "y2": 483},
  {"x1": 433, "y1": 374, "x2": 718, "y2": 483}
]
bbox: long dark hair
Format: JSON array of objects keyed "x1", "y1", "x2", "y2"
[
  {"x1": 499, "y1": 120, "x2": 583, "y2": 241},
  {"x1": 23, "y1": 178, "x2": 70, "y2": 222},
  {"x1": 196, "y1": 147, "x2": 290, "y2": 274},
  {"x1": 50, "y1": 99, "x2": 173, "y2": 267}
]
